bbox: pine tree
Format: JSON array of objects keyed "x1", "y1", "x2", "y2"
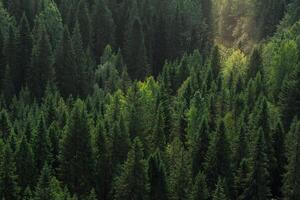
[
  {"x1": 95, "y1": 119, "x2": 111, "y2": 200},
  {"x1": 283, "y1": 120, "x2": 300, "y2": 200},
  {"x1": 191, "y1": 171, "x2": 209, "y2": 200},
  {"x1": 18, "y1": 13, "x2": 32, "y2": 91},
  {"x1": 91, "y1": 0, "x2": 115, "y2": 61},
  {"x1": 34, "y1": 163, "x2": 65, "y2": 200},
  {"x1": 27, "y1": 23, "x2": 54, "y2": 99},
  {"x1": 72, "y1": 22, "x2": 89, "y2": 97},
  {"x1": 204, "y1": 120, "x2": 232, "y2": 191},
  {"x1": 59, "y1": 99, "x2": 95, "y2": 197},
  {"x1": 190, "y1": 116, "x2": 210, "y2": 176},
  {"x1": 150, "y1": 103, "x2": 166, "y2": 151},
  {"x1": 234, "y1": 159, "x2": 249, "y2": 199},
  {"x1": 75, "y1": 0, "x2": 92, "y2": 48},
  {"x1": 3, "y1": 25, "x2": 18, "y2": 93},
  {"x1": 15, "y1": 136, "x2": 35, "y2": 191},
  {"x1": 247, "y1": 47, "x2": 263, "y2": 80},
  {"x1": 148, "y1": 150, "x2": 168, "y2": 200},
  {"x1": 113, "y1": 137, "x2": 149, "y2": 200},
  {"x1": 124, "y1": 17, "x2": 148, "y2": 79},
  {"x1": 168, "y1": 137, "x2": 192, "y2": 200},
  {"x1": 0, "y1": 144, "x2": 19, "y2": 200},
  {"x1": 0, "y1": 30, "x2": 5, "y2": 85},
  {"x1": 2, "y1": 64, "x2": 14, "y2": 102},
  {"x1": 280, "y1": 64, "x2": 300, "y2": 129},
  {"x1": 212, "y1": 178, "x2": 228, "y2": 200},
  {"x1": 33, "y1": 115, "x2": 51, "y2": 175},
  {"x1": 271, "y1": 120, "x2": 286, "y2": 198},
  {"x1": 210, "y1": 46, "x2": 221, "y2": 80},
  {"x1": 241, "y1": 129, "x2": 271, "y2": 200},
  {"x1": 54, "y1": 26, "x2": 76, "y2": 96},
  {"x1": 0, "y1": 109, "x2": 12, "y2": 141}
]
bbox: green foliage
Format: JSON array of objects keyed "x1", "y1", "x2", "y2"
[{"x1": 113, "y1": 137, "x2": 149, "y2": 200}]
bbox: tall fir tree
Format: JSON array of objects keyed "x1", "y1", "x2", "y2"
[
  {"x1": 241, "y1": 129, "x2": 271, "y2": 200},
  {"x1": 27, "y1": 23, "x2": 54, "y2": 99},
  {"x1": 283, "y1": 119, "x2": 300, "y2": 200},
  {"x1": 113, "y1": 137, "x2": 149, "y2": 200},
  {"x1": 148, "y1": 150, "x2": 168, "y2": 200},
  {"x1": 0, "y1": 144, "x2": 19, "y2": 200},
  {"x1": 59, "y1": 100, "x2": 95, "y2": 197}
]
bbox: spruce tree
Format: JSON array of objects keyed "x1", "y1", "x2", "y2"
[
  {"x1": 18, "y1": 13, "x2": 32, "y2": 91},
  {"x1": 0, "y1": 144, "x2": 19, "y2": 200},
  {"x1": 271, "y1": 120, "x2": 286, "y2": 198},
  {"x1": 91, "y1": 0, "x2": 115, "y2": 61},
  {"x1": 59, "y1": 99, "x2": 95, "y2": 197},
  {"x1": 113, "y1": 137, "x2": 149, "y2": 200},
  {"x1": 191, "y1": 171, "x2": 209, "y2": 200},
  {"x1": 124, "y1": 17, "x2": 148, "y2": 79},
  {"x1": 241, "y1": 129, "x2": 271, "y2": 200},
  {"x1": 33, "y1": 115, "x2": 51, "y2": 175},
  {"x1": 148, "y1": 150, "x2": 168, "y2": 200},
  {"x1": 0, "y1": 109, "x2": 12, "y2": 141},
  {"x1": 212, "y1": 178, "x2": 228, "y2": 200},
  {"x1": 54, "y1": 26, "x2": 76, "y2": 97},
  {"x1": 283, "y1": 120, "x2": 300, "y2": 200},
  {"x1": 27, "y1": 23, "x2": 54, "y2": 99},
  {"x1": 204, "y1": 120, "x2": 232, "y2": 191},
  {"x1": 15, "y1": 136, "x2": 35, "y2": 191}
]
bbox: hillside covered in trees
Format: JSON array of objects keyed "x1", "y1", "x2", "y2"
[{"x1": 0, "y1": 0, "x2": 300, "y2": 199}]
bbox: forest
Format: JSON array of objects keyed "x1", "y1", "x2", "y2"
[{"x1": 0, "y1": 0, "x2": 300, "y2": 199}]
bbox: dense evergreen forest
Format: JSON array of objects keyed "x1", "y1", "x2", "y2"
[{"x1": 0, "y1": 0, "x2": 300, "y2": 199}]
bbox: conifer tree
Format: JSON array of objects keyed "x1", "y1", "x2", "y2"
[
  {"x1": 205, "y1": 120, "x2": 232, "y2": 191},
  {"x1": 34, "y1": 163, "x2": 65, "y2": 200},
  {"x1": 15, "y1": 136, "x2": 35, "y2": 191},
  {"x1": 91, "y1": 0, "x2": 115, "y2": 61},
  {"x1": 210, "y1": 46, "x2": 221, "y2": 80},
  {"x1": 124, "y1": 17, "x2": 148, "y2": 79},
  {"x1": 190, "y1": 116, "x2": 210, "y2": 176},
  {"x1": 280, "y1": 64, "x2": 300, "y2": 129},
  {"x1": 54, "y1": 26, "x2": 76, "y2": 96},
  {"x1": 191, "y1": 171, "x2": 209, "y2": 200},
  {"x1": 59, "y1": 100, "x2": 95, "y2": 197},
  {"x1": 94, "y1": 119, "x2": 111, "y2": 200},
  {"x1": 241, "y1": 129, "x2": 271, "y2": 200},
  {"x1": 2, "y1": 64, "x2": 14, "y2": 102},
  {"x1": 148, "y1": 150, "x2": 168, "y2": 200},
  {"x1": 0, "y1": 144, "x2": 19, "y2": 200},
  {"x1": 0, "y1": 109, "x2": 12, "y2": 141},
  {"x1": 18, "y1": 13, "x2": 32, "y2": 91},
  {"x1": 3, "y1": 25, "x2": 18, "y2": 92},
  {"x1": 75, "y1": 0, "x2": 92, "y2": 48},
  {"x1": 212, "y1": 178, "x2": 228, "y2": 200},
  {"x1": 247, "y1": 47, "x2": 262, "y2": 80},
  {"x1": 33, "y1": 115, "x2": 51, "y2": 175},
  {"x1": 113, "y1": 137, "x2": 149, "y2": 200},
  {"x1": 150, "y1": 103, "x2": 166, "y2": 151},
  {"x1": 168, "y1": 137, "x2": 192, "y2": 200},
  {"x1": 27, "y1": 23, "x2": 54, "y2": 99},
  {"x1": 283, "y1": 120, "x2": 300, "y2": 200},
  {"x1": 271, "y1": 120, "x2": 286, "y2": 198}
]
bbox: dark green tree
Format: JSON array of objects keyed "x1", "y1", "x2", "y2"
[
  {"x1": 0, "y1": 144, "x2": 19, "y2": 200},
  {"x1": 113, "y1": 137, "x2": 149, "y2": 200},
  {"x1": 191, "y1": 171, "x2": 209, "y2": 200},
  {"x1": 241, "y1": 129, "x2": 271, "y2": 200},
  {"x1": 15, "y1": 136, "x2": 35, "y2": 191},
  {"x1": 148, "y1": 150, "x2": 168, "y2": 200},
  {"x1": 283, "y1": 119, "x2": 300, "y2": 200},
  {"x1": 124, "y1": 18, "x2": 148, "y2": 79},
  {"x1": 59, "y1": 100, "x2": 95, "y2": 197},
  {"x1": 27, "y1": 23, "x2": 54, "y2": 99}
]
